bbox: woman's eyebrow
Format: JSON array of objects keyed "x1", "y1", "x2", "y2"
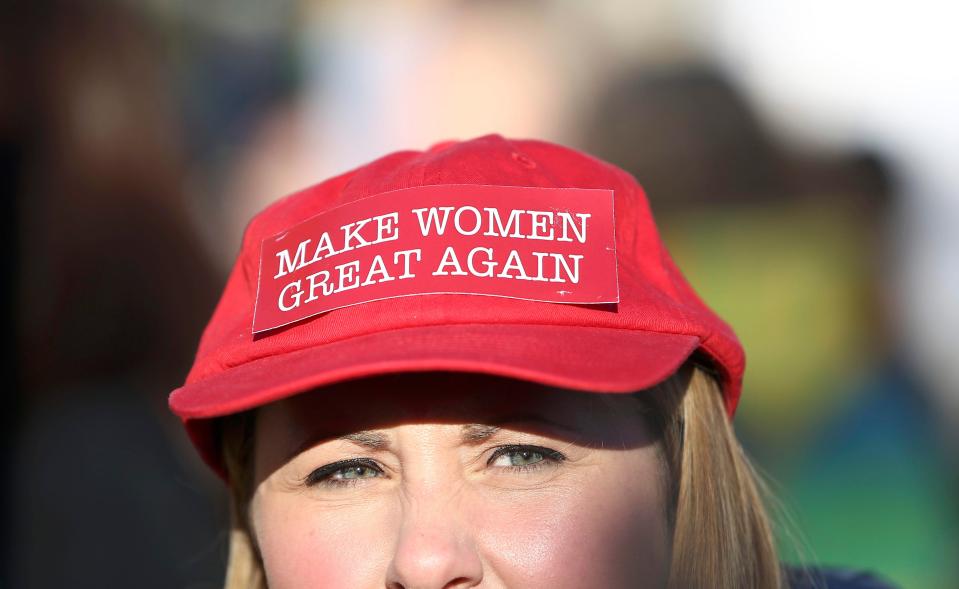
[
  {"x1": 460, "y1": 416, "x2": 581, "y2": 443},
  {"x1": 338, "y1": 430, "x2": 391, "y2": 449},
  {"x1": 461, "y1": 423, "x2": 500, "y2": 443},
  {"x1": 287, "y1": 429, "x2": 390, "y2": 461}
]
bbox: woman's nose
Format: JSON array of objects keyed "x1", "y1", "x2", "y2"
[{"x1": 385, "y1": 504, "x2": 484, "y2": 589}]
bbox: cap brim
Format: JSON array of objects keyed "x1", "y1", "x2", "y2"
[{"x1": 169, "y1": 323, "x2": 700, "y2": 476}]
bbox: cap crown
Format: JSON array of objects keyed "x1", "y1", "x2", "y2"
[{"x1": 182, "y1": 134, "x2": 743, "y2": 414}]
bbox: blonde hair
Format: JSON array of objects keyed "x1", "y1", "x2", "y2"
[
  {"x1": 218, "y1": 362, "x2": 784, "y2": 589},
  {"x1": 658, "y1": 362, "x2": 783, "y2": 589}
]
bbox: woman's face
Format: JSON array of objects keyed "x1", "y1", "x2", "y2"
[{"x1": 250, "y1": 372, "x2": 670, "y2": 589}]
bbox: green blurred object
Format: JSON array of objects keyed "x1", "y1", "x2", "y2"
[
  {"x1": 662, "y1": 200, "x2": 959, "y2": 588},
  {"x1": 661, "y1": 200, "x2": 875, "y2": 446}
]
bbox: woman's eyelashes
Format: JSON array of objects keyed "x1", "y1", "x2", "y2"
[
  {"x1": 303, "y1": 458, "x2": 385, "y2": 488},
  {"x1": 486, "y1": 444, "x2": 567, "y2": 473}
]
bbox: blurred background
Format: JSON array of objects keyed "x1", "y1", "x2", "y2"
[{"x1": 2, "y1": 0, "x2": 956, "y2": 587}]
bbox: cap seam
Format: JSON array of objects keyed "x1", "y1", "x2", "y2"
[{"x1": 191, "y1": 321, "x2": 706, "y2": 385}]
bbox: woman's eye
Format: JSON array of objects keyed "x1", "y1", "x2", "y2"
[
  {"x1": 333, "y1": 464, "x2": 380, "y2": 480},
  {"x1": 490, "y1": 449, "x2": 544, "y2": 467},
  {"x1": 487, "y1": 445, "x2": 565, "y2": 470},
  {"x1": 304, "y1": 459, "x2": 384, "y2": 487}
]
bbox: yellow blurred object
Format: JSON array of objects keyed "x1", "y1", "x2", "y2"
[{"x1": 662, "y1": 199, "x2": 876, "y2": 443}]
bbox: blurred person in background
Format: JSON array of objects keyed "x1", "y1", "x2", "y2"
[
  {"x1": 585, "y1": 65, "x2": 958, "y2": 588},
  {"x1": 3, "y1": 1, "x2": 231, "y2": 587}
]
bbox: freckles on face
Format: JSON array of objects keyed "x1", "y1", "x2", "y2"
[{"x1": 248, "y1": 373, "x2": 671, "y2": 589}]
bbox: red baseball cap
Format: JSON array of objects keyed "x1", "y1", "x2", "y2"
[{"x1": 169, "y1": 133, "x2": 745, "y2": 477}]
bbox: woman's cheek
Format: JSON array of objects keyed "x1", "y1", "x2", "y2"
[
  {"x1": 475, "y1": 458, "x2": 668, "y2": 588},
  {"x1": 254, "y1": 492, "x2": 397, "y2": 589}
]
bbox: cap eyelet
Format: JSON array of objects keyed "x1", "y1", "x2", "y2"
[{"x1": 511, "y1": 152, "x2": 537, "y2": 169}]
